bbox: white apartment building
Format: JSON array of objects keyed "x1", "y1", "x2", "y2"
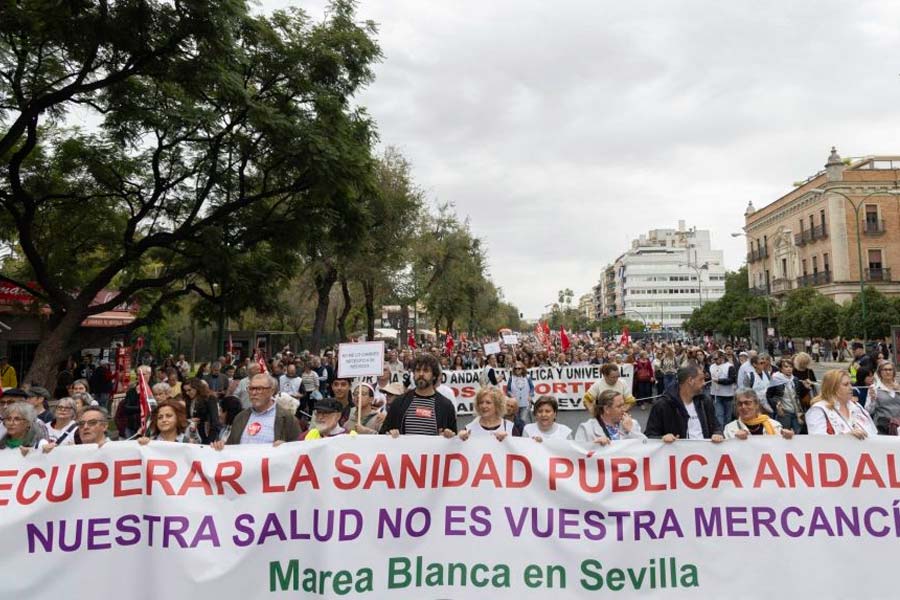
[{"x1": 594, "y1": 222, "x2": 727, "y2": 330}]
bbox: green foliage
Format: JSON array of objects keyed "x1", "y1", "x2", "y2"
[
  {"x1": 778, "y1": 287, "x2": 841, "y2": 338},
  {"x1": 682, "y1": 267, "x2": 771, "y2": 337},
  {"x1": 840, "y1": 287, "x2": 899, "y2": 339}
]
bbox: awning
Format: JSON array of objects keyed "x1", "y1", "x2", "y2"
[{"x1": 82, "y1": 311, "x2": 136, "y2": 328}]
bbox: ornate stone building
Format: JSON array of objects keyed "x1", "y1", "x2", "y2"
[{"x1": 743, "y1": 148, "x2": 900, "y2": 303}]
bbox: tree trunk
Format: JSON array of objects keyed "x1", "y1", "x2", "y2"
[
  {"x1": 311, "y1": 266, "x2": 338, "y2": 353},
  {"x1": 362, "y1": 278, "x2": 376, "y2": 341},
  {"x1": 399, "y1": 303, "x2": 410, "y2": 348},
  {"x1": 23, "y1": 310, "x2": 84, "y2": 389},
  {"x1": 337, "y1": 276, "x2": 352, "y2": 342},
  {"x1": 447, "y1": 317, "x2": 454, "y2": 337}
]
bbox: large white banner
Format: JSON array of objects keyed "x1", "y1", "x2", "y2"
[
  {"x1": 2, "y1": 437, "x2": 899, "y2": 598},
  {"x1": 362, "y1": 364, "x2": 633, "y2": 415}
]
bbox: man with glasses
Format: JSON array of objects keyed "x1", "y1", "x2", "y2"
[
  {"x1": 213, "y1": 373, "x2": 300, "y2": 447},
  {"x1": 75, "y1": 406, "x2": 111, "y2": 447}
]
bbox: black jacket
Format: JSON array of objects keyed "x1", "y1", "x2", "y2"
[
  {"x1": 645, "y1": 385, "x2": 722, "y2": 439},
  {"x1": 380, "y1": 390, "x2": 458, "y2": 435}
]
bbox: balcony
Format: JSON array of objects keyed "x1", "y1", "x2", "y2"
[
  {"x1": 865, "y1": 267, "x2": 892, "y2": 282},
  {"x1": 770, "y1": 277, "x2": 795, "y2": 294},
  {"x1": 863, "y1": 219, "x2": 886, "y2": 235},
  {"x1": 747, "y1": 247, "x2": 769, "y2": 263},
  {"x1": 794, "y1": 224, "x2": 828, "y2": 246},
  {"x1": 796, "y1": 271, "x2": 832, "y2": 287},
  {"x1": 749, "y1": 285, "x2": 770, "y2": 297}
]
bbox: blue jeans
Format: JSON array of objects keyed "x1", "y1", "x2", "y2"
[
  {"x1": 778, "y1": 412, "x2": 802, "y2": 433},
  {"x1": 713, "y1": 396, "x2": 734, "y2": 428}
]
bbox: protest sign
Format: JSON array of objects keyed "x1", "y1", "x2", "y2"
[
  {"x1": 502, "y1": 334, "x2": 519, "y2": 346},
  {"x1": 338, "y1": 341, "x2": 385, "y2": 378},
  {"x1": 439, "y1": 364, "x2": 632, "y2": 415},
  {"x1": 2, "y1": 437, "x2": 899, "y2": 599},
  {"x1": 484, "y1": 342, "x2": 501, "y2": 355}
]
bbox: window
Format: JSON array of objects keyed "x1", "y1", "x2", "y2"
[
  {"x1": 812, "y1": 256, "x2": 818, "y2": 274},
  {"x1": 763, "y1": 235, "x2": 768, "y2": 250},
  {"x1": 802, "y1": 259, "x2": 807, "y2": 276},
  {"x1": 781, "y1": 258, "x2": 788, "y2": 277},
  {"x1": 868, "y1": 249, "x2": 883, "y2": 269},
  {"x1": 820, "y1": 209, "x2": 826, "y2": 228},
  {"x1": 824, "y1": 253, "x2": 830, "y2": 272},
  {"x1": 764, "y1": 270, "x2": 770, "y2": 289},
  {"x1": 865, "y1": 204, "x2": 879, "y2": 226},
  {"x1": 809, "y1": 215, "x2": 814, "y2": 231},
  {"x1": 799, "y1": 219, "x2": 805, "y2": 232}
]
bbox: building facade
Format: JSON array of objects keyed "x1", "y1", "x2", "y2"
[
  {"x1": 593, "y1": 222, "x2": 727, "y2": 330},
  {"x1": 744, "y1": 148, "x2": 900, "y2": 303}
]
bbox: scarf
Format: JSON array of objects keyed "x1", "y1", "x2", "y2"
[{"x1": 741, "y1": 414, "x2": 775, "y2": 435}]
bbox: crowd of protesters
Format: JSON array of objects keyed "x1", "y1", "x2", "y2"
[{"x1": 0, "y1": 330, "x2": 897, "y2": 453}]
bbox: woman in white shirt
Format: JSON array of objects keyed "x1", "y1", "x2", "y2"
[
  {"x1": 807, "y1": 369, "x2": 877, "y2": 438},
  {"x1": 459, "y1": 387, "x2": 514, "y2": 441},
  {"x1": 523, "y1": 396, "x2": 572, "y2": 441},
  {"x1": 45, "y1": 397, "x2": 79, "y2": 446},
  {"x1": 575, "y1": 389, "x2": 646, "y2": 445},
  {"x1": 867, "y1": 361, "x2": 900, "y2": 434}
]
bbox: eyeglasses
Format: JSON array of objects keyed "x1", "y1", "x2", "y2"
[
  {"x1": 3, "y1": 417, "x2": 25, "y2": 424},
  {"x1": 0, "y1": 400, "x2": 16, "y2": 406},
  {"x1": 736, "y1": 400, "x2": 757, "y2": 407},
  {"x1": 77, "y1": 419, "x2": 107, "y2": 428},
  {"x1": 248, "y1": 386, "x2": 271, "y2": 392},
  {"x1": 56, "y1": 406, "x2": 75, "y2": 411}
]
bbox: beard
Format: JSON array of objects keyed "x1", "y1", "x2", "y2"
[{"x1": 415, "y1": 377, "x2": 430, "y2": 389}]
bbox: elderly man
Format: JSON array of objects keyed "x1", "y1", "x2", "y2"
[
  {"x1": 75, "y1": 406, "x2": 111, "y2": 447},
  {"x1": 215, "y1": 373, "x2": 300, "y2": 447},
  {"x1": 645, "y1": 365, "x2": 723, "y2": 443},
  {"x1": 26, "y1": 386, "x2": 54, "y2": 424},
  {"x1": 234, "y1": 363, "x2": 261, "y2": 409},
  {"x1": 299, "y1": 398, "x2": 351, "y2": 440},
  {"x1": 279, "y1": 364, "x2": 303, "y2": 399},
  {"x1": 203, "y1": 361, "x2": 229, "y2": 398}
]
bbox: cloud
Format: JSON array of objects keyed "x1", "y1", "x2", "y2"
[{"x1": 265, "y1": 0, "x2": 900, "y2": 317}]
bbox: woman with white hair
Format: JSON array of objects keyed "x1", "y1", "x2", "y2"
[
  {"x1": 724, "y1": 388, "x2": 793, "y2": 440},
  {"x1": 0, "y1": 402, "x2": 47, "y2": 451},
  {"x1": 46, "y1": 397, "x2": 79, "y2": 446}
]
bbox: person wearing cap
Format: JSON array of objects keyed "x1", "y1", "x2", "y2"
[
  {"x1": 0, "y1": 356, "x2": 17, "y2": 389},
  {"x1": 380, "y1": 382, "x2": 406, "y2": 411},
  {"x1": 507, "y1": 361, "x2": 534, "y2": 424},
  {"x1": 346, "y1": 383, "x2": 384, "y2": 434},
  {"x1": 299, "y1": 398, "x2": 352, "y2": 440},
  {"x1": 212, "y1": 373, "x2": 300, "y2": 448},
  {"x1": 26, "y1": 386, "x2": 54, "y2": 424}
]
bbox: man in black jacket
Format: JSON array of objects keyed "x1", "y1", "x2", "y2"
[
  {"x1": 380, "y1": 353, "x2": 457, "y2": 437},
  {"x1": 645, "y1": 365, "x2": 724, "y2": 443}
]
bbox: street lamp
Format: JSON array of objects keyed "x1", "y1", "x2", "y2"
[
  {"x1": 678, "y1": 261, "x2": 709, "y2": 307},
  {"x1": 809, "y1": 187, "x2": 900, "y2": 345}
]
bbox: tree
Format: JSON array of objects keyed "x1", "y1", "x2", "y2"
[
  {"x1": 0, "y1": 1, "x2": 381, "y2": 384},
  {"x1": 778, "y1": 287, "x2": 841, "y2": 339},
  {"x1": 841, "y1": 287, "x2": 899, "y2": 340},
  {"x1": 682, "y1": 267, "x2": 770, "y2": 337}
]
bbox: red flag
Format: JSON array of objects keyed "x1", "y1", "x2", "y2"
[
  {"x1": 618, "y1": 326, "x2": 631, "y2": 346},
  {"x1": 254, "y1": 349, "x2": 268, "y2": 373},
  {"x1": 227, "y1": 333, "x2": 233, "y2": 356},
  {"x1": 560, "y1": 327, "x2": 571, "y2": 352},
  {"x1": 445, "y1": 332, "x2": 455, "y2": 354},
  {"x1": 137, "y1": 368, "x2": 155, "y2": 434},
  {"x1": 407, "y1": 331, "x2": 417, "y2": 348}
]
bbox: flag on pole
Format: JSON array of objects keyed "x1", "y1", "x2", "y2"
[
  {"x1": 137, "y1": 368, "x2": 156, "y2": 435},
  {"x1": 560, "y1": 327, "x2": 571, "y2": 352},
  {"x1": 254, "y1": 349, "x2": 268, "y2": 373},
  {"x1": 619, "y1": 326, "x2": 631, "y2": 346},
  {"x1": 227, "y1": 333, "x2": 233, "y2": 356},
  {"x1": 407, "y1": 330, "x2": 417, "y2": 348}
]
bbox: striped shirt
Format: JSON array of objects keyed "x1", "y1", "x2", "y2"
[{"x1": 402, "y1": 395, "x2": 439, "y2": 435}]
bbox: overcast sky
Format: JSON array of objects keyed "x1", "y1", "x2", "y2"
[{"x1": 267, "y1": 0, "x2": 900, "y2": 318}]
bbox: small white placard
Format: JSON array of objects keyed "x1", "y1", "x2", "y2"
[
  {"x1": 502, "y1": 334, "x2": 519, "y2": 345},
  {"x1": 337, "y1": 341, "x2": 385, "y2": 378},
  {"x1": 484, "y1": 342, "x2": 502, "y2": 356}
]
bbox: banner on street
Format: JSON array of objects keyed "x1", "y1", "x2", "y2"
[{"x1": 2, "y1": 437, "x2": 899, "y2": 599}]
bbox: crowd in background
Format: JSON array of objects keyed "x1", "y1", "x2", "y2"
[{"x1": 0, "y1": 330, "x2": 897, "y2": 453}]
